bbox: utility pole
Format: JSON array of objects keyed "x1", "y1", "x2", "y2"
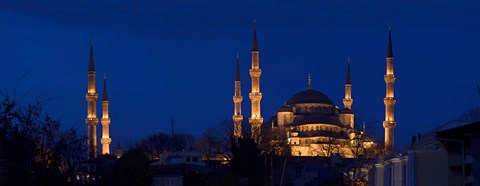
[{"x1": 171, "y1": 117, "x2": 175, "y2": 157}]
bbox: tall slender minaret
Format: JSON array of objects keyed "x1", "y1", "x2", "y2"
[
  {"x1": 249, "y1": 18, "x2": 263, "y2": 140},
  {"x1": 233, "y1": 52, "x2": 243, "y2": 138},
  {"x1": 101, "y1": 74, "x2": 112, "y2": 155},
  {"x1": 343, "y1": 57, "x2": 353, "y2": 110},
  {"x1": 383, "y1": 26, "x2": 397, "y2": 153},
  {"x1": 341, "y1": 57, "x2": 355, "y2": 129},
  {"x1": 85, "y1": 44, "x2": 99, "y2": 159}
]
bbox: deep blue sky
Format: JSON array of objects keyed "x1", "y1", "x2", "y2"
[{"x1": 1, "y1": 0, "x2": 480, "y2": 149}]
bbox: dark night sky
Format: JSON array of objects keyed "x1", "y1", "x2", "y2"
[{"x1": 1, "y1": 0, "x2": 480, "y2": 149}]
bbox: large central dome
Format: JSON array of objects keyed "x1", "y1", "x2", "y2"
[{"x1": 286, "y1": 89, "x2": 334, "y2": 105}]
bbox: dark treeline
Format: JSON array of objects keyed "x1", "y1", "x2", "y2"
[
  {"x1": 133, "y1": 132, "x2": 196, "y2": 159},
  {"x1": 0, "y1": 92, "x2": 332, "y2": 185},
  {"x1": 0, "y1": 96, "x2": 85, "y2": 185},
  {"x1": 0, "y1": 92, "x2": 256, "y2": 185},
  {"x1": 101, "y1": 149, "x2": 154, "y2": 186},
  {"x1": 132, "y1": 119, "x2": 233, "y2": 160},
  {"x1": 130, "y1": 120, "x2": 264, "y2": 185}
]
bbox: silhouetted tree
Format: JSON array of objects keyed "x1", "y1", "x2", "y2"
[
  {"x1": 230, "y1": 137, "x2": 263, "y2": 186},
  {"x1": 256, "y1": 127, "x2": 291, "y2": 156},
  {"x1": 195, "y1": 120, "x2": 236, "y2": 161},
  {"x1": 112, "y1": 149, "x2": 154, "y2": 186},
  {"x1": 134, "y1": 132, "x2": 195, "y2": 160},
  {"x1": 410, "y1": 135, "x2": 417, "y2": 150},
  {"x1": 196, "y1": 128, "x2": 224, "y2": 160},
  {"x1": 0, "y1": 96, "x2": 85, "y2": 185}
]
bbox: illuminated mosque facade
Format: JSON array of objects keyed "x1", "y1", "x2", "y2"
[{"x1": 233, "y1": 20, "x2": 397, "y2": 158}]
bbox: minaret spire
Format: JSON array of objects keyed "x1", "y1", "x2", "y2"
[
  {"x1": 88, "y1": 44, "x2": 95, "y2": 72},
  {"x1": 233, "y1": 52, "x2": 243, "y2": 138},
  {"x1": 249, "y1": 17, "x2": 263, "y2": 141},
  {"x1": 346, "y1": 57, "x2": 351, "y2": 85},
  {"x1": 86, "y1": 43, "x2": 99, "y2": 159},
  {"x1": 383, "y1": 26, "x2": 397, "y2": 153},
  {"x1": 103, "y1": 74, "x2": 108, "y2": 101},
  {"x1": 101, "y1": 74, "x2": 112, "y2": 155},
  {"x1": 252, "y1": 17, "x2": 258, "y2": 52},
  {"x1": 387, "y1": 26, "x2": 393, "y2": 58},
  {"x1": 236, "y1": 51, "x2": 241, "y2": 81}
]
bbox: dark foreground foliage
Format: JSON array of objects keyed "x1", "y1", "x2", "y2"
[{"x1": 0, "y1": 96, "x2": 85, "y2": 185}]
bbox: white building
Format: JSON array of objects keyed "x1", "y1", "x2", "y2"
[
  {"x1": 368, "y1": 151, "x2": 448, "y2": 186},
  {"x1": 151, "y1": 151, "x2": 205, "y2": 167}
]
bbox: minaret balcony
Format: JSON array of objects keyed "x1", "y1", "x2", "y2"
[
  {"x1": 101, "y1": 138, "x2": 112, "y2": 144},
  {"x1": 249, "y1": 117, "x2": 263, "y2": 125},
  {"x1": 249, "y1": 69, "x2": 262, "y2": 77},
  {"x1": 384, "y1": 74, "x2": 396, "y2": 83},
  {"x1": 85, "y1": 118, "x2": 98, "y2": 124},
  {"x1": 249, "y1": 92, "x2": 262, "y2": 100},
  {"x1": 233, "y1": 115, "x2": 243, "y2": 121},
  {"x1": 383, "y1": 121, "x2": 396, "y2": 129},
  {"x1": 383, "y1": 97, "x2": 396, "y2": 105},
  {"x1": 232, "y1": 96, "x2": 243, "y2": 103},
  {"x1": 85, "y1": 93, "x2": 98, "y2": 100},
  {"x1": 343, "y1": 98, "x2": 353, "y2": 107}
]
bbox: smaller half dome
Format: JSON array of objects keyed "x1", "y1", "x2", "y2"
[
  {"x1": 278, "y1": 105, "x2": 293, "y2": 112},
  {"x1": 340, "y1": 108, "x2": 353, "y2": 114}
]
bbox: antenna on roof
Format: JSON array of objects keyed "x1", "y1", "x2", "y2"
[{"x1": 171, "y1": 117, "x2": 175, "y2": 156}]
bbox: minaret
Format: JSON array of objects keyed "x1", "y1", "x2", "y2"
[
  {"x1": 85, "y1": 44, "x2": 99, "y2": 159},
  {"x1": 340, "y1": 58, "x2": 354, "y2": 129},
  {"x1": 383, "y1": 26, "x2": 397, "y2": 153},
  {"x1": 249, "y1": 18, "x2": 263, "y2": 140},
  {"x1": 233, "y1": 52, "x2": 243, "y2": 138},
  {"x1": 343, "y1": 57, "x2": 353, "y2": 110},
  {"x1": 101, "y1": 74, "x2": 112, "y2": 155}
]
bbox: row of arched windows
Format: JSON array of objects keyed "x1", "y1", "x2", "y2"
[{"x1": 298, "y1": 125, "x2": 342, "y2": 132}]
